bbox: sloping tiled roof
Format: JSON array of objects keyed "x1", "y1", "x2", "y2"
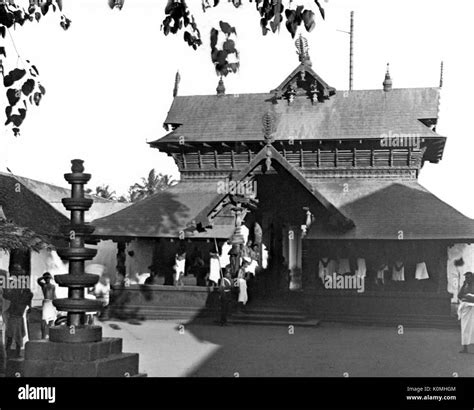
[
  {"x1": 0, "y1": 173, "x2": 69, "y2": 246},
  {"x1": 305, "y1": 179, "x2": 474, "y2": 240},
  {"x1": 92, "y1": 181, "x2": 234, "y2": 239},
  {"x1": 6, "y1": 172, "x2": 131, "y2": 222},
  {"x1": 156, "y1": 87, "x2": 441, "y2": 144}
]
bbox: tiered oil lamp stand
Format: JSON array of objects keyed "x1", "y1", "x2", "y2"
[{"x1": 9, "y1": 160, "x2": 141, "y2": 377}]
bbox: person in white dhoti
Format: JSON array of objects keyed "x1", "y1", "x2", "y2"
[
  {"x1": 209, "y1": 252, "x2": 221, "y2": 285},
  {"x1": 236, "y1": 257, "x2": 250, "y2": 312},
  {"x1": 37, "y1": 272, "x2": 57, "y2": 339},
  {"x1": 174, "y1": 252, "x2": 186, "y2": 286},
  {"x1": 458, "y1": 272, "x2": 474, "y2": 353},
  {"x1": 219, "y1": 241, "x2": 232, "y2": 268}
]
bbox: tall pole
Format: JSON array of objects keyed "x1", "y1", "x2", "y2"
[{"x1": 349, "y1": 11, "x2": 354, "y2": 91}]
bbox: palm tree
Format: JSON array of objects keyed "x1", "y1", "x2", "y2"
[
  {"x1": 129, "y1": 169, "x2": 177, "y2": 202},
  {"x1": 93, "y1": 184, "x2": 116, "y2": 200}
]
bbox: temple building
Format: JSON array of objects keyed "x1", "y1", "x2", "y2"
[{"x1": 92, "y1": 36, "x2": 474, "y2": 325}]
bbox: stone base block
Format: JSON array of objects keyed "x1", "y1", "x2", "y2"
[
  {"x1": 24, "y1": 338, "x2": 122, "y2": 362},
  {"x1": 22, "y1": 352, "x2": 139, "y2": 377},
  {"x1": 6, "y1": 358, "x2": 23, "y2": 377},
  {"x1": 6, "y1": 337, "x2": 141, "y2": 377}
]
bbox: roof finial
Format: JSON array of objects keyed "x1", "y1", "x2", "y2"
[
  {"x1": 439, "y1": 61, "x2": 444, "y2": 88},
  {"x1": 383, "y1": 63, "x2": 392, "y2": 92},
  {"x1": 173, "y1": 70, "x2": 181, "y2": 97},
  {"x1": 295, "y1": 33, "x2": 311, "y2": 66},
  {"x1": 216, "y1": 76, "x2": 226, "y2": 96}
]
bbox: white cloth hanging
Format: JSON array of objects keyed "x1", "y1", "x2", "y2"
[
  {"x1": 392, "y1": 261, "x2": 405, "y2": 281},
  {"x1": 209, "y1": 255, "x2": 221, "y2": 284},
  {"x1": 318, "y1": 258, "x2": 330, "y2": 281},
  {"x1": 337, "y1": 258, "x2": 351, "y2": 275},
  {"x1": 355, "y1": 258, "x2": 367, "y2": 279},
  {"x1": 319, "y1": 258, "x2": 337, "y2": 280},
  {"x1": 377, "y1": 264, "x2": 388, "y2": 284},
  {"x1": 415, "y1": 262, "x2": 429, "y2": 280}
]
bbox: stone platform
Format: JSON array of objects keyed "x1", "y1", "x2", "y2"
[{"x1": 6, "y1": 337, "x2": 141, "y2": 377}]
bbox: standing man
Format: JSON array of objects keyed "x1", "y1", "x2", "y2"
[
  {"x1": 3, "y1": 266, "x2": 33, "y2": 358},
  {"x1": 219, "y1": 269, "x2": 233, "y2": 326},
  {"x1": 37, "y1": 272, "x2": 57, "y2": 339},
  {"x1": 458, "y1": 271, "x2": 474, "y2": 353}
]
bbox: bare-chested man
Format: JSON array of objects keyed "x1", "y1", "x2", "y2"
[{"x1": 37, "y1": 272, "x2": 57, "y2": 339}]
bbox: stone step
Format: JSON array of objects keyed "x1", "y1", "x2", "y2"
[
  {"x1": 228, "y1": 318, "x2": 321, "y2": 327},
  {"x1": 318, "y1": 314, "x2": 459, "y2": 329}
]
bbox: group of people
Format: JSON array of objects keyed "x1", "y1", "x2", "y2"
[
  {"x1": 0, "y1": 264, "x2": 111, "y2": 373},
  {"x1": 0, "y1": 264, "x2": 33, "y2": 373},
  {"x1": 216, "y1": 241, "x2": 264, "y2": 326}
]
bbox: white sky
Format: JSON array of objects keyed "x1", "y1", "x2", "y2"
[{"x1": 1, "y1": 0, "x2": 474, "y2": 217}]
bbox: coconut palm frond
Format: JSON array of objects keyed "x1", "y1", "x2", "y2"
[{"x1": 0, "y1": 220, "x2": 49, "y2": 252}]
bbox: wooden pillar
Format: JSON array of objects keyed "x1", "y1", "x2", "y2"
[
  {"x1": 437, "y1": 241, "x2": 448, "y2": 294},
  {"x1": 116, "y1": 241, "x2": 126, "y2": 275}
]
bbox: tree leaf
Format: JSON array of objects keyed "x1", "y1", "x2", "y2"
[
  {"x1": 40, "y1": 1, "x2": 50, "y2": 16},
  {"x1": 0, "y1": 5, "x2": 15, "y2": 28},
  {"x1": 3, "y1": 68, "x2": 26, "y2": 87},
  {"x1": 0, "y1": 27, "x2": 5, "y2": 38},
  {"x1": 33, "y1": 92, "x2": 42, "y2": 106},
  {"x1": 56, "y1": 0, "x2": 63, "y2": 11},
  {"x1": 38, "y1": 84, "x2": 46, "y2": 95},
  {"x1": 302, "y1": 10, "x2": 315, "y2": 32},
  {"x1": 6, "y1": 88, "x2": 21, "y2": 106},
  {"x1": 219, "y1": 21, "x2": 236, "y2": 35},
  {"x1": 210, "y1": 27, "x2": 218, "y2": 49},
  {"x1": 314, "y1": 0, "x2": 325, "y2": 19},
  {"x1": 21, "y1": 78, "x2": 35, "y2": 96},
  {"x1": 223, "y1": 39, "x2": 236, "y2": 54},
  {"x1": 0, "y1": 47, "x2": 5, "y2": 57}
]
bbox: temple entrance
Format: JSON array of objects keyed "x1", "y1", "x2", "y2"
[{"x1": 282, "y1": 225, "x2": 303, "y2": 291}]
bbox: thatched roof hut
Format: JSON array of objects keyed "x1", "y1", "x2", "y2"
[{"x1": 0, "y1": 173, "x2": 69, "y2": 252}]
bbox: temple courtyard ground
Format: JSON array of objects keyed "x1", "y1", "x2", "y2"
[{"x1": 98, "y1": 319, "x2": 473, "y2": 377}]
